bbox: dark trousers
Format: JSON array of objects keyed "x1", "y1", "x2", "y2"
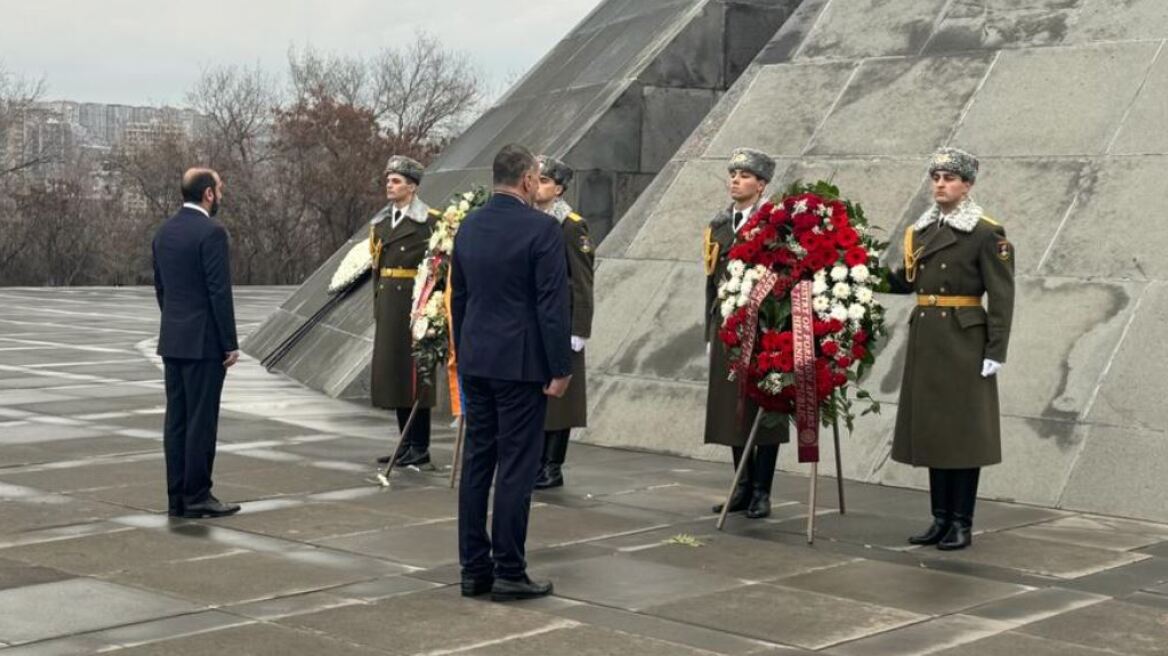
[
  {"x1": 163, "y1": 358, "x2": 226, "y2": 511},
  {"x1": 395, "y1": 407, "x2": 431, "y2": 449},
  {"x1": 731, "y1": 444, "x2": 779, "y2": 493},
  {"x1": 458, "y1": 375, "x2": 547, "y2": 581},
  {"x1": 927, "y1": 467, "x2": 981, "y2": 527}
]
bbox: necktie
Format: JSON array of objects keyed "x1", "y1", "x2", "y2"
[
  {"x1": 392, "y1": 209, "x2": 402, "y2": 227},
  {"x1": 734, "y1": 211, "x2": 744, "y2": 233}
]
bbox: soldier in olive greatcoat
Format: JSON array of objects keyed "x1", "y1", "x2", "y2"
[
  {"x1": 888, "y1": 147, "x2": 1015, "y2": 550},
  {"x1": 370, "y1": 155, "x2": 441, "y2": 467},
  {"x1": 704, "y1": 148, "x2": 789, "y2": 520},
  {"x1": 532, "y1": 156, "x2": 594, "y2": 490}
]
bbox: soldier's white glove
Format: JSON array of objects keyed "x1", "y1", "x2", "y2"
[
  {"x1": 571, "y1": 336, "x2": 586, "y2": 353},
  {"x1": 981, "y1": 359, "x2": 1002, "y2": 378}
]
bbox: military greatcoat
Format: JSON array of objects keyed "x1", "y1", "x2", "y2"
[
  {"x1": 704, "y1": 205, "x2": 790, "y2": 448},
  {"x1": 370, "y1": 196, "x2": 440, "y2": 410},
  {"x1": 545, "y1": 204, "x2": 594, "y2": 431},
  {"x1": 888, "y1": 207, "x2": 1015, "y2": 468}
]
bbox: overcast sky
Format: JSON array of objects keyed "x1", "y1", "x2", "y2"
[{"x1": 0, "y1": 0, "x2": 600, "y2": 107}]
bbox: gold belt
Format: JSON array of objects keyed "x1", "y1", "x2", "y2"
[
  {"x1": 918, "y1": 294, "x2": 981, "y2": 308},
  {"x1": 380, "y1": 267, "x2": 417, "y2": 279}
]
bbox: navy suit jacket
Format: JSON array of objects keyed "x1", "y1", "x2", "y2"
[
  {"x1": 452, "y1": 193, "x2": 571, "y2": 384},
  {"x1": 152, "y1": 206, "x2": 239, "y2": 360}
]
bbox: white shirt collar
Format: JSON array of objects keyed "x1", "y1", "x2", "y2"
[
  {"x1": 731, "y1": 202, "x2": 757, "y2": 234},
  {"x1": 182, "y1": 202, "x2": 210, "y2": 218}
]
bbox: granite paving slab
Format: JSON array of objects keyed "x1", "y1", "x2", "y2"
[
  {"x1": 823, "y1": 614, "x2": 1011, "y2": 656},
  {"x1": 319, "y1": 520, "x2": 460, "y2": 569},
  {"x1": 776, "y1": 560, "x2": 1031, "y2": 616},
  {"x1": 0, "y1": 578, "x2": 199, "y2": 645},
  {"x1": 1015, "y1": 599, "x2": 1168, "y2": 655},
  {"x1": 643, "y1": 582, "x2": 925, "y2": 650},
  {"x1": 0, "y1": 557, "x2": 73, "y2": 592},
  {"x1": 0, "y1": 495, "x2": 127, "y2": 534},
  {"x1": 926, "y1": 532, "x2": 1150, "y2": 579},
  {"x1": 933, "y1": 631, "x2": 1127, "y2": 656},
  {"x1": 210, "y1": 501, "x2": 416, "y2": 542},
  {"x1": 625, "y1": 530, "x2": 854, "y2": 582},
  {"x1": 530, "y1": 552, "x2": 747, "y2": 611},
  {"x1": 964, "y1": 587, "x2": 1110, "y2": 627},
  {"x1": 457, "y1": 624, "x2": 728, "y2": 656},
  {"x1": 280, "y1": 588, "x2": 564, "y2": 655},
  {"x1": 110, "y1": 622, "x2": 386, "y2": 656},
  {"x1": 105, "y1": 550, "x2": 376, "y2": 606},
  {"x1": 0, "y1": 527, "x2": 238, "y2": 576}
]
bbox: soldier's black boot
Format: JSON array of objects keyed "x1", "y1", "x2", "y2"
[
  {"x1": 713, "y1": 447, "x2": 752, "y2": 514},
  {"x1": 910, "y1": 468, "x2": 952, "y2": 545},
  {"x1": 393, "y1": 408, "x2": 432, "y2": 468},
  {"x1": 746, "y1": 444, "x2": 779, "y2": 519},
  {"x1": 534, "y1": 430, "x2": 570, "y2": 490},
  {"x1": 938, "y1": 468, "x2": 979, "y2": 551}
]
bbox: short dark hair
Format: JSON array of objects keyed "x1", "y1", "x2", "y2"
[
  {"x1": 181, "y1": 169, "x2": 217, "y2": 204},
  {"x1": 492, "y1": 144, "x2": 536, "y2": 187}
]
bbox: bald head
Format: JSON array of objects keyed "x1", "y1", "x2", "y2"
[{"x1": 181, "y1": 168, "x2": 221, "y2": 207}]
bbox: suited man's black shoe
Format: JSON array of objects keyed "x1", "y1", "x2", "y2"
[
  {"x1": 937, "y1": 521, "x2": 972, "y2": 550},
  {"x1": 491, "y1": 576, "x2": 553, "y2": 602},
  {"x1": 908, "y1": 516, "x2": 951, "y2": 546},
  {"x1": 461, "y1": 575, "x2": 494, "y2": 597},
  {"x1": 712, "y1": 483, "x2": 751, "y2": 514},
  {"x1": 745, "y1": 491, "x2": 771, "y2": 519},
  {"x1": 394, "y1": 446, "x2": 431, "y2": 467},
  {"x1": 182, "y1": 498, "x2": 241, "y2": 518},
  {"x1": 534, "y1": 463, "x2": 563, "y2": 490}
]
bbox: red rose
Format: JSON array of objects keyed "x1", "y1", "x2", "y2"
[
  {"x1": 813, "y1": 320, "x2": 830, "y2": 337},
  {"x1": 798, "y1": 230, "x2": 818, "y2": 251},
  {"x1": 831, "y1": 203, "x2": 849, "y2": 228},
  {"x1": 772, "y1": 209, "x2": 791, "y2": 225},
  {"x1": 828, "y1": 319, "x2": 845, "y2": 334},
  {"x1": 835, "y1": 227, "x2": 860, "y2": 249},
  {"x1": 793, "y1": 213, "x2": 819, "y2": 232},
  {"x1": 852, "y1": 344, "x2": 868, "y2": 359},
  {"x1": 777, "y1": 331, "x2": 794, "y2": 352},
  {"x1": 836, "y1": 356, "x2": 853, "y2": 369},
  {"x1": 777, "y1": 351, "x2": 794, "y2": 372},
  {"x1": 760, "y1": 331, "x2": 781, "y2": 351},
  {"x1": 853, "y1": 329, "x2": 869, "y2": 345},
  {"x1": 845, "y1": 247, "x2": 869, "y2": 267},
  {"x1": 821, "y1": 340, "x2": 840, "y2": 357},
  {"x1": 759, "y1": 201, "x2": 775, "y2": 216},
  {"x1": 832, "y1": 372, "x2": 848, "y2": 387}
]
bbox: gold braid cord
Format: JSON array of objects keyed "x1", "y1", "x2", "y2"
[
  {"x1": 369, "y1": 225, "x2": 383, "y2": 266},
  {"x1": 903, "y1": 226, "x2": 919, "y2": 283},
  {"x1": 703, "y1": 227, "x2": 720, "y2": 277}
]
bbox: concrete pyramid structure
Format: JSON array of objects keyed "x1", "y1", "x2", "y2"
[
  {"x1": 589, "y1": 0, "x2": 1168, "y2": 522},
  {"x1": 244, "y1": 0, "x2": 800, "y2": 401}
]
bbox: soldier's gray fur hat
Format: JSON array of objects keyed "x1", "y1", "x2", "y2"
[
  {"x1": 727, "y1": 147, "x2": 776, "y2": 182},
  {"x1": 384, "y1": 155, "x2": 425, "y2": 185},
  {"x1": 537, "y1": 156, "x2": 574, "y2": 188},
  {"x1": 928, "y1": 147, "x2": 979, "y2": 183}
]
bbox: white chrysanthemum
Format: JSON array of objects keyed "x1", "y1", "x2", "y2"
[
  {"x1": 328, "y1": 240, "x2": 374, "y2": 295},
  {"x1": 459, "y1": 200, "x2": 470, "y2": 212},
  {"x1": 463, "y1": 191, "x2": 475, "y2": 201},
  {"x1": 855, "y1": 286, "x2": 874, "y2": 305},
  {"x1": 814, "y1": 269, "x2": 827, "y2": 282},
  {"x1": 832, "y1": 282, "x2": 851, "y2": 299},
  {"x1": 721, "y1": 299, "x2": 736, "y2": 318},
  {"x1": 813, "y1": 296, "x2": 831, "y2": 313},
  {"x1": 850, "y1": 264, "x2": 870, "y2": 283},
  {"x1": 830, "y1": 304, "x2": 849, "y2": 322},
  {"x1": 412, "y1": 317, "x2": 430, "y2": 342},
  {"x1": 725, "y1": 278, "x2": 742, "y2": 294},
  {"x1": 848, "y1": 303, "x2": 866, "y2": 321},
  {"x1": 812, "y1": 278, "x2": 828, "y2": 296},
  {"x1": 727, "y1": 260, "x2": 746, "y2": 277},
  {"x1": 830, "y1": 265, "x2": 849, "y2": 282}
]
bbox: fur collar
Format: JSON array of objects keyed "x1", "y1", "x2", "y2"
[
  {"x1": 915, "y1": 198, "x2": 983, "y2": 233},
  {"x1": 371, "y1": 196, "x2": 431, "y2": 226},
  {"x1": 543, "y1": 198, "x2": 574, "y2": 224}
]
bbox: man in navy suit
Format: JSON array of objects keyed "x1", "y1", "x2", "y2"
[
  {"x1": 152, "y1": 168, "x2": 241, "y2": 519},
  {"x1": 452, "y1": 144, "x2": 572, "y2": 602}
]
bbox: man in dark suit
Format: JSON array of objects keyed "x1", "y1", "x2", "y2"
[
  {"x1": 152, "y1": 168, "x2": 241, "y2": 519},
  {"x1": 451, "y1": 144, "x2": 572, "y2": 602}
]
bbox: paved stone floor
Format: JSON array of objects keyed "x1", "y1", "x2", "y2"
[{"x1": 1, "y1": 287, "x2": 1167, "y2": 655}]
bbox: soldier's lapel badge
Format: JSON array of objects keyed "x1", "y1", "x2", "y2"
[
  {"x1": 579, "y1": 234, "x2": 594, "y2": 254},
  {"x1": 996, "y1": 239, "x2": 1012, "y2": 262}
]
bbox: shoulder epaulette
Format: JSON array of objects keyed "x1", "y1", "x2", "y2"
[
  {"x1": 981, "y1": 215, "x2": 1000, "y2": 226},
  {"x1": 428, "y1": 208, "x2": 442, "y2": 218},
  {"x1": 703, "y1": 227, "x2": 719, "y2": 277},
  {"x1": 568, "y1": 212, "x2": 583, "y2": 223}
]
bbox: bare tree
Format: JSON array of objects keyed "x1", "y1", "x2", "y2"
[
  {"x1": 0, "y1": 62, "x2": 49, "y2": 178},
  {"x1": 287, "y1": 46, "x2": 371, "y2": 109},
  {"x1": 187, "y1": 64, "x2": 277, "y2": 166},
  {"x1": 371, "y1": 34, "x2": 483, "y2": 148}
]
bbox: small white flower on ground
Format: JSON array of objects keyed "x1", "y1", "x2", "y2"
[
  {"x1": 832, "y1": 282, "x2": 851, "y2": 299},
  {"x1": 831, "y1": 265, "x2": 849, "y2": 282}
]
